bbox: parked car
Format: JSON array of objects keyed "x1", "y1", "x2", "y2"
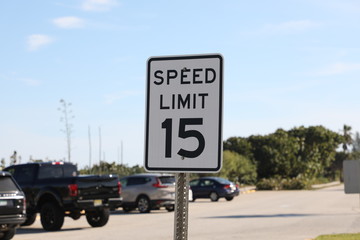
[
  {"x1": 120, "y1": 173, "x2": 176, "y2": 213},
  {"x1": 4, "y1": 162, "x2": 121, "y2": 231},
  {"x1": 189, "y1": 177, "x2": 239, "y2": 202},
  {"x1": 0, "y1": 171, "x2": 26, "y2": 240}
]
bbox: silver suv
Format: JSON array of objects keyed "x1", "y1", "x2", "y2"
[{"x1": 119, "y1": 174, "x2": 175, "y2": 213}]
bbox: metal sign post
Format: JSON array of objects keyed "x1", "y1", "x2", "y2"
[{"x1": 174, "y1": 173, "x2": 190, "y2": 240}]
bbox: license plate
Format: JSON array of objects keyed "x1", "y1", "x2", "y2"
[
  {"x1": 94, "y1": 200, "x2": 102, "y2": 206},
  {"x1": 0, "y1": 200, "x2": 8, "y2": 206}
]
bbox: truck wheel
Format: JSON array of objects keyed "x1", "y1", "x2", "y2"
[
  {"x1": 40, "y1": 202, "x2": 64, "y2": 231},
  {"x1": 86, "y1": 208, "x2": 109, "y2": 227},
  {"x1": 21, "y1": 212, "x2": 37, "y2": 226},
  {"x1": 0, "y1": 228, "x2": 15, "y2": 240},
  {"x1": 137, "y1": 196, "x2": 150, "y2": 213}
]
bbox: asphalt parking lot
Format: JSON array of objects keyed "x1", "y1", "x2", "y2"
[{"x1": 15, "y1": 184, "x2": 360, "y2": 240}]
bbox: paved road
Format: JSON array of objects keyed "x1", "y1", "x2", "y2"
[{"x1": 15, "y1": 184, "x2": 360, "y2": 240}]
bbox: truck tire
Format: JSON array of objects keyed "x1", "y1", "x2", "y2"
[
  {"x1": 86, "y1": 208, "x2": 109, "y2": 227},
  {"x1": 0, "y1": 228, "x2": 15, "y2": 240},
  {"x1": 21, "y1": 212, "x2": 37, "y2": 226},
  {"x1": 40, "y1": 202, "x2": 64, "y2": 231}
]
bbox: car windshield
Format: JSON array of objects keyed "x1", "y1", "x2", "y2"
[
  {"x1": 0, "y1": 176, "x2": 20, "y2": 192},
  {"x1": 159, "y1": 176, "x2": 175, "y2": 184}
]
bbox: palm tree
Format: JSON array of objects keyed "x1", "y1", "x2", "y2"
[
  {"x1": 342, "y1": 124, "x2": 352, "y2": 153},
  {"x1": 58, "y1": 99, "x2": 74, "y2": 162}
]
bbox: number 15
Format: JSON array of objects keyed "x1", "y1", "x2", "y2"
[{"x1": 161, "y1": 118, "x2": 205, "y2": 159}]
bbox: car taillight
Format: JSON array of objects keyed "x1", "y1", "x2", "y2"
[
  {"x1": 153, "y1": 178, "x2": 168, "y2": 188},
  {"x1": 223, "y1": 184, "x2": 231, "y2": 189},
  {"x1": 117, "y1": 181, "x2": 122, "y2": 195},
  {"x1": 68, "y1": 184, "x2": 78, "y2": 197}
]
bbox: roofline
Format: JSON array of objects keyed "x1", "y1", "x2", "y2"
[
  {"x1": 124, "y1": 173, "x2": 174, "y2": 177},
  {"x1": 6, "y1": 161, "x2": 75, "y2": 167}
]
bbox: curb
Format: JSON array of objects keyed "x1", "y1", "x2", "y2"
[
  {"x1": 240, "y1": 186, "x2": 256, "y2": 194},
  {"x1": 242, "y1": 189, "x2": 256, "y2": 194},
  {"x1": 311, "y1": 181, "x2": 341, "y2": 190}
]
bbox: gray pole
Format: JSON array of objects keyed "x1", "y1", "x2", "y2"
[
  {"x1": 174, "y1": 173, "x2": 190, "y2": 240},
  {"x1": 99, "y1": 126, "x2": 102, "y2": 174},
  {"x1": 88, "y1": 126, "x2": 92, "y2": 172},
  {"x1": 121, "y1": 140, "x2": 123, "y2": 165}
]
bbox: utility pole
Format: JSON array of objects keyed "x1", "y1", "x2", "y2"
[
  {"x1": 121, "y1": 140, "x2": 123, "y2": 165},
  {"x1": 117, "y1": 146, "x2": 120, "y2": 165},
  {"x1": 88, "y1": 126, "x2": 92, "y2": 173},
  {"x1": 99, "y1": 126, "x2": 102, "y2": 174}
]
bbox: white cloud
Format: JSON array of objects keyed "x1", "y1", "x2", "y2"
[
  {"x1": 53, "y1": 16, "x2": 85, "y2": 29},
  {"x1": 81, "y1": 0, "x2": 119, "y2": 12},
  {"x1": 315, "y1": 0, "x2": 360, "y2": 14},
  {"x1": 315, "y1": 62, "x2": 360, "y2": 76},
  {"x1": 20, "y1": 78, "x2": 41, "y2": 86},
  {"x1": 262, "y1": 20, "x2": 321, "y2": 34},
  {"x1": 27, "y1": 34, "x2": 53, "y2": 51}
]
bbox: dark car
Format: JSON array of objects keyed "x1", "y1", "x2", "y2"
[
  {"x1": 189, "y1": 177, "x2": 239, "y2": 202},
  {"x1": 0, "y1": 171, "x2": 26, "y2": 240}
]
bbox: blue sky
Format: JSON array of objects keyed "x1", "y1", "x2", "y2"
[{"x1": 1, "y1": 0, "x2": 359, "y2": 168}]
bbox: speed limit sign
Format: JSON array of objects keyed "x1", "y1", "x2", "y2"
[{"x1": 144, "y1": 54, "x2": 223, "y2": 172}]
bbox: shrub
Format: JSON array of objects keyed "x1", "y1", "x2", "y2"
[
  {"x1": 256, "y1": 177, "x2": 281, "y2": 190},
  {"x1": 256, "y1": 176, "x2": 310, "y2": 190},
  {"x1": 281, "y1": 178, "x2": 309, "y2": 190}
]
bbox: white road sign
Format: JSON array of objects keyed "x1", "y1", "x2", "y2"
[{"x1": 145, "y1": 54, "x2": 223, "y2": 172}]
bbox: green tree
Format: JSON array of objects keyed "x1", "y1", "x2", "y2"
[
  {"x1": 223, "y1": 137, "x2": 254, "y2": 162},
  {"x1": 80, "y1": 162, "x2": 146, "y2": 177},
  {"x1": 288, "y1": 126, "x2": 342, "y2": 179},
  {"x1": 224, "y1": 125, "x2": 343, "y2": 184},
  {"x1": 248, "y1": 129, "x2": 300, "y2": 179},
  {"x1": 218, "y1": 150, "x2": 257, "y2": 185}
]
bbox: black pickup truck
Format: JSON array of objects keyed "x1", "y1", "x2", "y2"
[
  {"x1": 4, "y1": 162, "x2": 122, "y2": 231},
  {"x1": 0, "y1": 171, "x2": 26, "y2": 240}
]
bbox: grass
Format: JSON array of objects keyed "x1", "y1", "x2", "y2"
[{"x1": 314, "y1": 233, "x2": 360, "y2": 240}]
